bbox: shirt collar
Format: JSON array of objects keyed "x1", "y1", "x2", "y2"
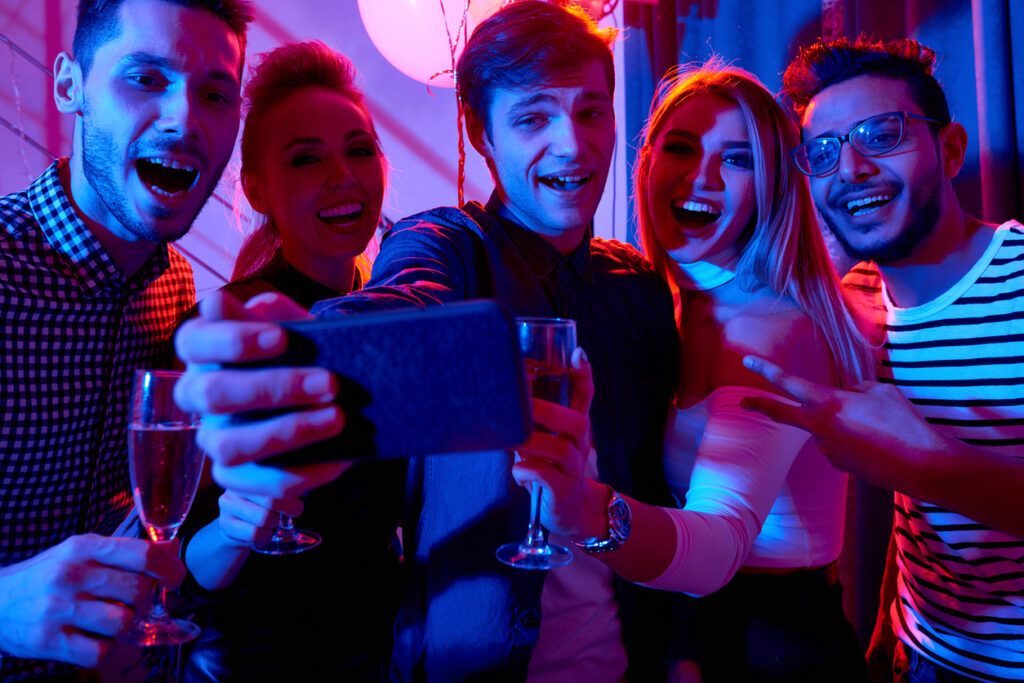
[
  {"x1": 27, "y1": 159, "x2": 171, "y2": 296},
  {"x1": 484, "y1": 192, "x2": 594, "y2": 283}
]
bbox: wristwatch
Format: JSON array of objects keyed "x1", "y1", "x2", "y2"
[{"x1": 573, "y1": 485, "x2": 631, "y2": 553}]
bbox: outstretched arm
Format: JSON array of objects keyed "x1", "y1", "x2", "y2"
[{"x1": 741, "y1": 355, "x2": 1024, "y2": 539}]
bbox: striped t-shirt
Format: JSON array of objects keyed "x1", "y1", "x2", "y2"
[{"x1": 843, "y1": 221, "x2": 1024, "y2": 681}]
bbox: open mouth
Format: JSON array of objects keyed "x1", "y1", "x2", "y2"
[
  {"x1": 844, "y1": 193, "x2": 895, "y2": 217},
  {"x1": 672, "y1": 199, "x2": 720, "y2": 227},
  {"x1": 318, "y1": 202, "x2": 364, "y2": 227},
  {"x1": 539, "y1": 173, "x2": 592, "y2": 191},
  {"x1": 136, "y1": 158, "x2": 199, "y2": 197}
]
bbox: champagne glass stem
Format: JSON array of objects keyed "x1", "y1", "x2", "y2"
[
  {"x1": 523, "y1": 485, "x2": 547, "y2": 549},
  {"x1": 148, "y1": 582, "x2": 170, "y2": 623},
  {"x1": 275, "y1": 514, "x2": 296, "y2": 541}
]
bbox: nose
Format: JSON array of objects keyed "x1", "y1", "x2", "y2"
[
  {"x1": 326, "y1": 156, "x2": 355, "y2": 189},
  {"x1": 687, "y1": 152, "x2": 723, "y2": 191},
  {"x1": 549, "y1": 116, "x2": 582, "y2": 159},
  {"x1": 835, "y1": 140, "x2": 878, "y2": 184},
  {"x1": 156, "y1": 86, "x2": 199, "y2": 139}
]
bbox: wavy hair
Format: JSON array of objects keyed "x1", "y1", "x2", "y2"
[{"x1": 634, "y1": 62, "x2": 873, "y2": 387}]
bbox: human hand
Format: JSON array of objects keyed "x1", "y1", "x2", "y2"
[
  {"x1": 739, "y1": 355, "x2": 949, "y2": 491},
  {"x1": 174, "y1": 290, "x2": 350, "y2": 508},
  {"x1": 0, "y1": 535, "x2": 183, "y2": 667},
  {"x1": 174, "y1": 290, "x2": 346, "y2": 468},
  {"x1": 215, "y1": 490, "x2": 305, "y2": 548},
  {"x1": 511, "y1": 348, "x2": 607, "y2": 538}
]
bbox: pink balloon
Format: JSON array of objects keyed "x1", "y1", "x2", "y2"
[
  {"x1": 468, "y1": 0, "x2": 505, "y2": 23},
  {"x1": 358, "y1": 0, "x2": 478, "y2": 88}
]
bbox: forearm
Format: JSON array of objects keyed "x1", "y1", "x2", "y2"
[
  {"x1": 905, "y1": 433, "x2": 1024, "y2": 539},
  {"x1": 583, "y1": 491, "x2": 678, "y2": 584},
  {"x1": 184, "y1": 521, "x2": 252, "y2": 592},
  {"x1": 311, "y1": 223, "x2": 473, "y2": 316}
]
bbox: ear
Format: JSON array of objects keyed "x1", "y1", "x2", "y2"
[
  {"x1": 465, "y1": 108, "x2": 495, "y2": 163},
  {"x1": 53, "y1": 52, "x2": 83, "y2": 115},
  {"x1": 937, "y1": 121, "x2": 968, "y2": 179},
  {"x1": 242, "y1": 173, "x2": 267, "y2": 214}
]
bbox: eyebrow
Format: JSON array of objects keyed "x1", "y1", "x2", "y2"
[
  {"x1": 662, "y1": 129, "x2": 751, "y2": 148},
  {"x1": 280, "y1": 130, "x2": 374, "y2": 154},
  {"x1": 506, "y1": 89, "x2": 610, "y2": 114},
  {"x1": 119, "y1": 51, "x2": 238, "y2": 85}
]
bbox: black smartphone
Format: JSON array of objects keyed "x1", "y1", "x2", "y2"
[{"x1": 251, "y1": 299, "x2": 531, "y2": 465}]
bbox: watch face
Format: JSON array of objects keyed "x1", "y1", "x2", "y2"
[{"x1": 609, "y1": 497, "x2": 631, "y2": 539}]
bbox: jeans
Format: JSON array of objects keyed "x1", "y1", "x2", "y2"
[{"x1": 894, "y1": 640, "x2": 984, "y2": 683}]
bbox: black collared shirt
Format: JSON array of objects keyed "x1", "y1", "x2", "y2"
[{"x1": 313, "y1": 193, "x2": 678, "y2": 679}]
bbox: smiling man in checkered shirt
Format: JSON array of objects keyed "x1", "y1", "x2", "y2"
[{"x1": 0, "y1": 0, "x2": 252, "y2": 678}]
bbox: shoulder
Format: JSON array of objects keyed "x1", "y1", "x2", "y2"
[
  {"x1": 383, "y1": 204, "x2": 488, "y2": 254},
  {"x1": 392, "y1": 203, "x2": 488, "y2": 235},
  {"x1": 0, "y1": 186, "x2": 33, "y2": 240},
  {"x1": 590, "y1": 237, "x2": 659, "y2": 277},
  {"x1": 219, "y1": 271, "x2": 281, "y2": 305},
  {"x1": 716, "y1": 295, "x2": 834, "y2": 389}
]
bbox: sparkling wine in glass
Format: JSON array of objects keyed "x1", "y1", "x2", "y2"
[
  {"x1": 496, "y1": 317, "x2": 575, "y2": 570},
  {"x1": 122, "y1": 370, "x2": 205, "y2": 646}
]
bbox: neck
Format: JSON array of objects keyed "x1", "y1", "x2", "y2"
[
  {"x1": 283, "y1": 246, "x2": 357, "y2": 294},
  {"x1": 62, "y1": 156, "x2": 158, "y2": 279},
  {"x1": 672, "y1": 259, "x2": 737, "y2": 292},
  {"x1": 876, "y1": 205, "x2": 993, "y2": 309},
  {"x1": 540, "y1": 226, "x2": 588, "y2": 256}
]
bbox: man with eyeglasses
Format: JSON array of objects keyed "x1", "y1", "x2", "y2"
[{"x1": 741, "y1": 38, "x2": 1024, "y2": 683}]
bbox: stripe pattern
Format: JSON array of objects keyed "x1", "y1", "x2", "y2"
[{"x1": 844, "y1": 222, "x2": 1024, "y2": 681}]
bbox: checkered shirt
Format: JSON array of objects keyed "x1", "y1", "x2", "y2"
[{"x1": 0, "y1": 160, "x2": 195, "y2": 679}]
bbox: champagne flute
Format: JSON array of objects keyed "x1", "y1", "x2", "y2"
[
  {"x1": 122, "y1": 370, "x2": 204, "y2": 646},
  {"x1": 496, "y1": 317, "x2": 575, "y2": 570},
  {"x1": 252, "y1": 512, "x2": 320, "y2": 555}
]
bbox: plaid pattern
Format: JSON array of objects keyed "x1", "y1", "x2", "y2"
[{"x1": 0, "y1": 160, "x2": 195, "y2": 679}]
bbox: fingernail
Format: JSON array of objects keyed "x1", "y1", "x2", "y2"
[
  {"x1": 742, "y1": 356, "x2": 754, "y2": 369},
  {"x1": 579, "y1": 348, "x2": 589, "y2": 365},
  {"x1": 302, "y1": 371, "x2": 334, "y2": 400},
  {"x1": 309, "y1": 405, "x2": 339, "y2": 428},
  {"x1": 257, "y1": 328, "x2": 283, "y2": 351}
]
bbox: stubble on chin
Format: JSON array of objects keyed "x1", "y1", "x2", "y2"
[
  {"x1": 821, "y1": 178, "x2": 942, "y2": 266},
  {"x1": 79, "y1": 107, "x2": 225, "y2": 245}
]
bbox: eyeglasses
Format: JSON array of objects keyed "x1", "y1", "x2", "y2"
[{"x1": 791, "y1": 111, "x2": 943, "y2": 177}]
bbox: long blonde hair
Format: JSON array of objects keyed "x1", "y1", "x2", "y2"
[{"x1": 634, "y1": 63, "x2": 873, "y2": 387}]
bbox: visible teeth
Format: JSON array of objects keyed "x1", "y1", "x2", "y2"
[
  {"x1": 845, "y1": 193, "x2": 893, "y2": 213},
  {"x1": 143, "y1": 157, "x2": 197, "y2": 173},
  {"x1": 318, "y1": 202, "x2": 363, "y2": 219},
  {"x1": 542, "y1": 173, "x2": 591, "y2": 189},
  {"x1": 673, "y1": 199, "x2": 720, "y2": 216}
]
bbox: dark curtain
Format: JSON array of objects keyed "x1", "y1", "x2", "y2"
[{"x1": 622, "y1": 0, "x2": 1023, "y2": 649}]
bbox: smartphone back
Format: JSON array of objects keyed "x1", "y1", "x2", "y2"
[{"x1": 268, "y1": 299, "x2": 530, "y2": 463}]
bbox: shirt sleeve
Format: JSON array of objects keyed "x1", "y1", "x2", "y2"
[
  {"x1": 311, "y1": 217, "x2": 481, "y2": 317},
  {"x1": 641, "y1": 386, "x2": 811, "y2": 596}
]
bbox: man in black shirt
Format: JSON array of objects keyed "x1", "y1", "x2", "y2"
[{"x1": 176, "y1": 3, "x2": 678, "y2": 678}]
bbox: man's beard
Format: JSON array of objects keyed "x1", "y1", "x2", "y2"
[
  {"x1": 821, "y1": 173, "x2": 942, "y2": 265},
  {"x1": 80, "y1": 106, "x2": 222, "y2": 244}
]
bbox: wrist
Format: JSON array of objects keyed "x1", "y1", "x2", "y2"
[
  {"x1": 572, "y1": 484, "x2": 632, "y2": 553},
  {"x1": 577, "y1": 479, "x2": 612, "y2": 540}
]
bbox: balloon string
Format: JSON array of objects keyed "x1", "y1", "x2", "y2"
[{"x1": 435, "y1": 0, "x2": 471, "y2": 206}]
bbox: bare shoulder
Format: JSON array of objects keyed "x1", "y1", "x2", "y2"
[{"x1": 713, "y1": 294, "x2": 835, "y2": 392}]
